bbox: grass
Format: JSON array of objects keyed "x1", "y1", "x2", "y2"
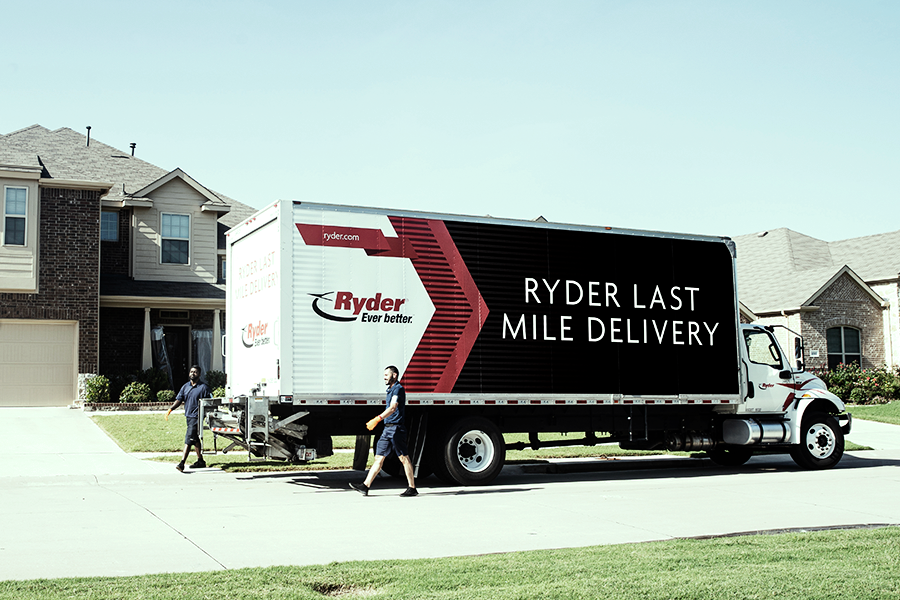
[
  {"x1": 2, "y1": 526, "x2": 897, "y2": 599},
  {"x1": 848, "y1": 401, "x2": 900, "y2": 426}
]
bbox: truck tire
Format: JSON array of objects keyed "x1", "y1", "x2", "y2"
[
  {"x1": 707, "y1": 445, "x2": 753, "y2": 467},
  {"x1": 790, "y1": 412, "x2": 844, "y2": 470},
  {"x1": 442, "y1": 417, "x2": 505, "y2": 486}
]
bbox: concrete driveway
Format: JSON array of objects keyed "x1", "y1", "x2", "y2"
[{"x1": 1, "y1": 407, "x2": 898, "y2": 581}]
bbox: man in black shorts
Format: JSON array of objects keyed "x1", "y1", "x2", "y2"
[
  {"x1": 165, "y1": 365, "x2": 211, "y2": 472},
  {"x1": 350, "y1": 366, "x2": 417, "y2": 497}
]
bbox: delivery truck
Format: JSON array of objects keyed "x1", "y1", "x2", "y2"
[{"x1": 203, "y1": 201, "x2": 851, "y2": 485}]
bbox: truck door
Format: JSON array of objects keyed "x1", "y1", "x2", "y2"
[{"x1": 742, "y1": 328, "x2": 794, "y2": 413}]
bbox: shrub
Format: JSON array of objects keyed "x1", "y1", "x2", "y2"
[
  {"x1": 120, "y1": 382, "x2": 153, "y2": 403},
  {"x1": 157, "y1": 389, "x2": 176, "y2": 404},
  {"x1": 205, "y1": 370, "x2": 227, "y2": 390},
  {"x1": 813, "y1": 363, "x2": 898, "y2": 405},
  {"x1": 85, "y1": 375, "x2": 110, "y2": 403},
  {"x1": 134, "y1": 368, "x2": 170, "y2": 396},
  {"x1": 212, "y1": 386, "x2": 226, "y2": 398}
]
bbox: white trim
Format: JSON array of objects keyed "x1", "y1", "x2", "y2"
[
  {"x1": 804, "y1": 265, "x2": 887, "y2": 308},
  {"x1": 100, "y1": 295, "x2": 225, "y2": 309},
  {"x1": 3, "y1": 185, "x2": 28, "y2": 247},
  {"x1": 159, "y1": 212, "x2": 191, "y2": 265},
  {"x1": 132, "y1": 168, "x2": 228, "y2": 210},
  {"x1": 39, "y1": 178, "x2": 112, "y2": 191}
]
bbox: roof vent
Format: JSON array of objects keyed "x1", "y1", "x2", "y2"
[
  {"x1": 86, "y1": 126, "x2": 91, "y2": 146},
  {"x1": 130, "y1": 143, "x2": 136, "y2": 156},
  {"x1": 757, "y1": 231, "x2": 769, "y2": 238}
]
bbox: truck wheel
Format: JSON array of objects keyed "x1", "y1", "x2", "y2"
[
  {"x1": 790, "y1": 412, "x2": 844, "y2": 470},
  {"x1": 443, "y1": 417, "x2": 505, "y2": 486},
  {"x1": 707, "y1": 445, "x2": 753, "y2": 467}
]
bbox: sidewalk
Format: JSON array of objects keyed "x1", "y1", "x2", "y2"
[{"x1": 846, "y1": 417, "x2": 900, "y2": 450}]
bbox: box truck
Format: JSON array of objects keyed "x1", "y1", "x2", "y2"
[{"x1": 204, "y1": 201, "x2": 851, "y2": 485}]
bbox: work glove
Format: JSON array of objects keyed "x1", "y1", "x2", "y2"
[
  {"x1": 165, "y1": 409, "x2": 172, "y2": 421},
  {"x1": 366, "y1": 415, "x2": 383, "y2": 431}
]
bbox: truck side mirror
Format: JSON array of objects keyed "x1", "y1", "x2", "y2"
[{"x1": 794, "y1": 338, "x2": 803, "y2": 371}]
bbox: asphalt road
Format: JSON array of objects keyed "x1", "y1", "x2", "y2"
[{"x1": 1, "y1": 408, "x2": 898, "y2": 581}]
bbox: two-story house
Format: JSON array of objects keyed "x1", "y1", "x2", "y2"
[
  {"x1": 0, "y1": 125, "x2": 256, "y2": 405},
  {"x1": 734, "y1": 228, "x2": 900, "y2": 372}
]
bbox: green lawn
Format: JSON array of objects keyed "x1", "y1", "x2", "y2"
[
  {"x1": 849, "y1": 401, "x2": 900, "y2": 425},
  {"x1": 2, "y1": 526, "x2": 897, "y2": 599}
]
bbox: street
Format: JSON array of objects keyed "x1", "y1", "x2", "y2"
[{"x1": 1, "y1": 408, "x2": 898, "y2": 581}]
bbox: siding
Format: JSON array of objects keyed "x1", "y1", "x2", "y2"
[
  {"x1": 132, "y1": 178, "x2": 218, "y2": 284},
  {"x1": 0, "y1": 178, "x2": 39, "y2": 292}
]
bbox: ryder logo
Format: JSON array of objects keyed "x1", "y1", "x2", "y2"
[
  {"x1": 242, "y1": 321, "x2": 271, "y2": 348},
  {"x1": 309, "y1": 291, "x2": 413, "y2": 324}
]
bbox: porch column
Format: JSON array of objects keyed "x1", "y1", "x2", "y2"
[
  {"x1": 141, "y1": 308, "x2": 153, "y2": 370},
  {"x1": 211, "y1": 309, "x2": 223, "y2": 372}
]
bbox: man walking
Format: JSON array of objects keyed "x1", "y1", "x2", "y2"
[
  {"x1": 165, "y1": 365, "x2": 211, "y2": 472},
  {"x1": 350, "y1": 366, "x2": 417, "y2": 497}
]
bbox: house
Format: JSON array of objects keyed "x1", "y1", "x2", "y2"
[
  {"x1": 733, "y1": 228, "x2": 900, "y2": 371},
  {"x1": 0, "y1": 125, "x2": 256, "y2": 406}
]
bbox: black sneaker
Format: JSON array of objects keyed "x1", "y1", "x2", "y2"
[
  {"x1": 175, "y1": 462, "x2": 185, "y2": 472},
  {"x1": 190, "y1": 460, "x2": 207, "y2": 469},
  {"x1": 400, "y1": 487, "x2": 418, "y2": 497},
  {"x1": 349, "y1": 482, "x2": 369, "y2": 496}
]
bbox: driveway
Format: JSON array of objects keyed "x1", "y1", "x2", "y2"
[{"x1": 1, "y1": 407, "x2": 898, "y2": 581}]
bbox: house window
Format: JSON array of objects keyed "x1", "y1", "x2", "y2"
[
  {"x1": 827, "y1": 326, "x2": 861, "y2": 370},
  {"x1": 101, "y1": 211, "x2": 119, "y2": 241},
  {"x1": 4, "y1": 187, "x2": 27, "y2": 246},
  {"x1": 161, "y1": 213, "x2": 190, "y2": 264},
  {"x1": 221, "y1": 259, "x2": 227, "y2": 282}
]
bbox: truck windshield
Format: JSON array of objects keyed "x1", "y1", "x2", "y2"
[{"x1": 744, "y1": 330, "x2": 783, "y2": 369}]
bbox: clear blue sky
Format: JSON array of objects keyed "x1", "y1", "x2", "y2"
[{"x1": 2, "y1": 1, "x2": 897, "y2": 241}]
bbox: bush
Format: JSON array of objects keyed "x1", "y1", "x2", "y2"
[
  {"x1": 157, "y1": 389, "x2": 176, "y2": 404},
  {"x1": 85, "y1": 375, "x2": 110, "y2": 403},
  {"x1": 134, "y1": 368, "x2": 170, "y2": 397},
  {"x1": 205, "y1": 370, "x2": 227, "y2": 390},
  {"x1": 212, "y1": 386, "x2": 226, "y2": 398},
  {"x1": 120, "y1": 382, "x2": 153, "y2": 403},
  {"x1": 812, "y1": 363, "x2": 899, "y2": 405}
]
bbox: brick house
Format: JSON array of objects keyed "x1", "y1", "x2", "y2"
[
  {"x1": 734, "y1": 228, "x2": 899, "y2": 371},
  {"x1": 0, "y1": 125, "x2": 255, "y2": 406}
]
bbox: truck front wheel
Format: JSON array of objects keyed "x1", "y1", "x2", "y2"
[
  {"x1": 442, "y1": 417, "x2": 505, "y2": 486},
  {"x1": 790, "y1": 412, "x2": 844, "y2": 470}
]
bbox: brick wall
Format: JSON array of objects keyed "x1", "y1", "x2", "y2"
[
  {"x1": 800, "y1": 273, "x2": 885, "y2": 369},
  {"x1": 0, "y1": 187, "x2": 100, "y2": 373},
  {"x1": 100, "y1": 209, "x2": 131, "y2": 275}
]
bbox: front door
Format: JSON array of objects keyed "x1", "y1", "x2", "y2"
[{"x1": 164, "y1": 326, "x2": 191, "y2": 389}]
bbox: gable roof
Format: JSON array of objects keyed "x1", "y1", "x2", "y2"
[
  {"x1": 733, "y1": 227, "x2": 897, "y2": 314},
  {"x1": 0, "y1": 125, "x2": 257, "y2": 227}
]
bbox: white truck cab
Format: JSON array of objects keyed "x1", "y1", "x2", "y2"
[{"x1": 716, "y1": 324, "x2": 851, "y2": 469}]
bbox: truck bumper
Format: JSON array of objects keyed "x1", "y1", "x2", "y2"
[{"x1": 839, "y1": 412, "x2": 852, "y2": 436}]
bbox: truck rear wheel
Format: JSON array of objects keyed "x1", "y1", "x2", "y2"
[
  {"x1": 442, "y1": 417, "x2": 505, "y2": 486},
  {"x1": 790, "y1": 412, "x2": 844, "y2": 470}
]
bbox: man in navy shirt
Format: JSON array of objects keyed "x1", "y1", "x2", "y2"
[
  {"x1": 350, "y1": 365, "x2": 417, "y2": 497},
  {"x1": 165, "y1": 365, "x2": 211, "y2": 472}
]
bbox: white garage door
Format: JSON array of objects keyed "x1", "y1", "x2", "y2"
[{"x1": 0, "y1": 320, "x2": 77, "y2": 407}]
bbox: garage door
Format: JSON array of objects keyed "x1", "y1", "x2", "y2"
[{"x1": 0, "y1": 320, "x2": 77, "y2": 407}]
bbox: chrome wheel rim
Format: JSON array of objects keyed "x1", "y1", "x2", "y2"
[
  {"x1": 805, "y1": 423, "x2": 836, "y2": 459},
  {"x1": 456, "y1": 429, "x2": 495, "y2": 473}
]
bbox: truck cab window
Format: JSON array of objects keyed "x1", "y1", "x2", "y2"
[{"x1": 744, "y1": 330, "x2": 782, "y2": 369}]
